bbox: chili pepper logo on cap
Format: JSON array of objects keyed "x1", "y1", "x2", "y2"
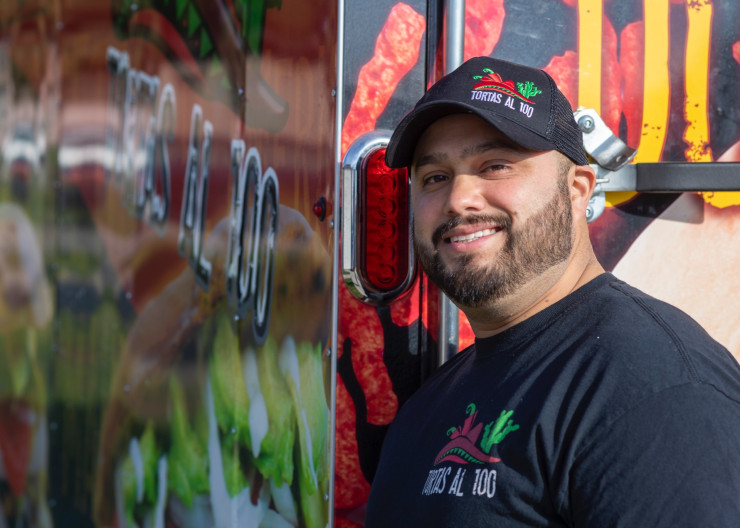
[{"x1": 473, "y1": 68, "x2": 542, "y2": 104}]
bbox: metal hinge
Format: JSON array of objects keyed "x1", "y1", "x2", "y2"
[{"x1": 575, "y1": 107, "x2": 740, "y2": 222}]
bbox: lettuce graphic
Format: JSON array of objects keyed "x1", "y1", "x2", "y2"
[
  {"x1": 208, "y1": 312, "x2": 251, "y2": 452},
  {"x1": 280, "y1": 337, "x2": 329, "y2": 528},
  {"x1": 120, "y1": 421, "x2": 160, "y2": 525},
  {"x1": 252, "y1": 337, "x2": 295, "y2": 485},
  {"x1": 207, "y1": 313, "x2": 251, "y2": 496},
  {"x1": 167, "y1": 376, "x2": 209, "y2": 507},
  {"x1": 111, "y1": 304, "x2": 329, "y2": 526}
]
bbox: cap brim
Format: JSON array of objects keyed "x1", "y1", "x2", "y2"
[{"x1": 385, "y1": 100, "x2": 557, "y2": 168}]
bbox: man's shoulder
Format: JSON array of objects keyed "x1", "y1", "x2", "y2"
[
  {"x1": 580, "y1": 273, "x2": 720, "y2": 343},
  {"x1": 576, "y1": 273, "x2": 740, "y2": 393}
]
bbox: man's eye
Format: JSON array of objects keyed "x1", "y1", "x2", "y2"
[
  {"x1": 481, "y1": 164, "x2": 507, "y2": 175},
  {"x1": 423, "y1": 173, "x2": 447, "y2": 186}
]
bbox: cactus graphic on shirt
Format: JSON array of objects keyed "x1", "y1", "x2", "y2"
[{"x1": 481, "y1": 409, "x2": 520, "y2": 453}]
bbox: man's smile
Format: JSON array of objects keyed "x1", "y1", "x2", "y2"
[
  {"x1": 432, "y1": 216, "x2": 510, "y2": 249},
  {"x1": 446, "y1": 227, "x2": 502, "y2": 244}
]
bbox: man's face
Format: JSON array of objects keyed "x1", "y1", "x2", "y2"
[{"x1": 410, "y1": 113, "x2": 574, "y2": 308}]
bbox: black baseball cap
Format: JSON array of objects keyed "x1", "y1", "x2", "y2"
[{"x1": 385, "y1": 56, "x2": 589, "y2": 168}]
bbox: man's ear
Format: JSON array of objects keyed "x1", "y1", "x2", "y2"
[{"x1": 570, "y1": 163, "x2": 596, "y2": 218}]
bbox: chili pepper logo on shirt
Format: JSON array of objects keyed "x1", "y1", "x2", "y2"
[
  {"x1": 473, "y1": 68, "x2": 542, "y2": 104},
  {"x1": 434, "y1": 403, "x2": 519, "y2": 466}
]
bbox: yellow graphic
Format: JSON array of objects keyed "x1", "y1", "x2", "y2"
[
  {"x1": 605, "y1": 0, "x2": 670, "y2": 208},
  {"x1": 577, "y1": 0, "x2": 602, "y2": 113},
  {"x1": 683, "y1": 0, "x2": 713, "y2": 163},
  {"x1": 683, "y1": 0, "x2": 740, "y2": 208},
  {"x1": 605, "y1": 192, "x2": 638, "y2": 209},
  {"x1": 634, "y1": 0, "x2": 671, "y2": 164}
]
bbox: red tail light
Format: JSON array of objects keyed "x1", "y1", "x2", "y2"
[
  {"x1": 342, "y1": 131, "x2": 415, "y2": 303},
  {"x1": 362, "y1": 148, "x2": 410, "y2": 291}
]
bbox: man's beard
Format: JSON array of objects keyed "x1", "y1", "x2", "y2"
[{"x1": 414, "y1": 176, "x2": 574, "y2": 308}]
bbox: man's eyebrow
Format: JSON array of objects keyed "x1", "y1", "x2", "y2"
[
  {"x1": 413, "y1": 152, "x2": 447, "y2": 171},
  {"x1": 413, "y1": 139, "x2": 523, "y2": 171},
  {"x1": 462, "y1": 139, "x2": 523, "y2": 158}
]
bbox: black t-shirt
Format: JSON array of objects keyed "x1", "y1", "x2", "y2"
[{"x1": 365, "y1": 274, "x2": 740, "y2": 527}]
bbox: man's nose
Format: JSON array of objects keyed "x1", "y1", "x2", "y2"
[{"x1": 444, "y1": 174, "x2": 485, "y2": 216}]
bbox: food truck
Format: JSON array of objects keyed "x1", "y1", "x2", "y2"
[{"x1": 1, "y1": 0, "x2": 739, "y2": 526}]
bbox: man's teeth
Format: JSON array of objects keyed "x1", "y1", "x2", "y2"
[{"x1": 449, "y1": 228, "x2": 496, "y2": 243}]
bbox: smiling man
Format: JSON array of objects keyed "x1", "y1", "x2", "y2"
[
  {"x1": 410, "y1": 113, "x2": 599, "y2": 335},
  {"x1": 364, "y1": 56, "x2": 740, "y2": 527}
]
